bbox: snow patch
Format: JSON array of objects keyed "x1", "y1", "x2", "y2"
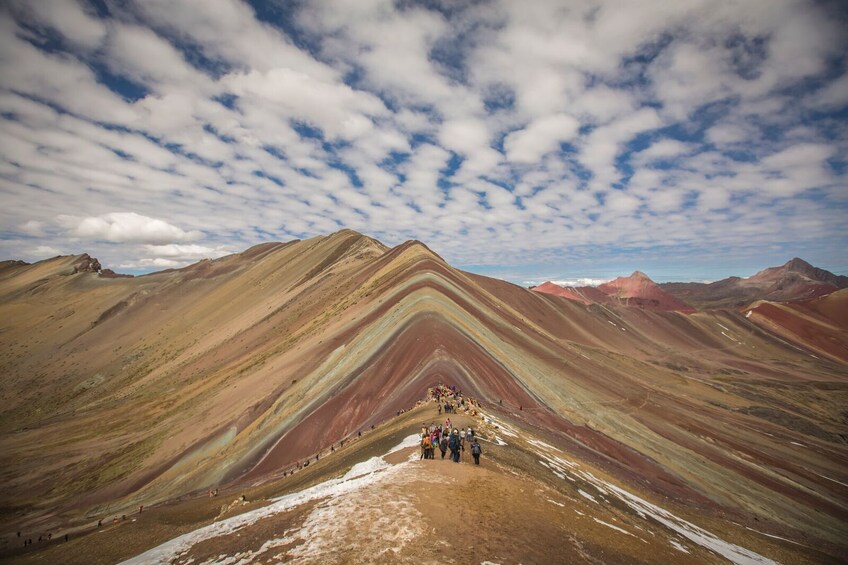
[
  {"x1": 670, "y1": 539, "x2": 690, "y2": 553},
  {"x1": 529, "y1": 436, "x2": 775, "y2": 564},
  {"x1": 343, "y1": 457, "x2": 389, "y2": 480},
  {"x1": 812, "y1": 472, "x2": 848, "y2": 488},
  {"x1": 578, "y1": 489, "x2": 597, "y2": 503},
  {"x1": 745, "y1": 527, "x2": 805, "y2": 546},
  {"x1": 483, "y1": 414, "x2": 518, "y2": 438},
  {"x1": 528, "y1": 439, "x2": 561, "y2": 452},
  {"x1": 547, "y1": 498, "x2": 565, "y2": 507},
  {"x1": 593, "y1": 517, "x2": 634, "y2": 536},
  {"x1": 123, "y1": 434, "x2": 423, "y2": 565},
  {"x1": 385, "y1": 433, "x2": 422, "y2": 456}
]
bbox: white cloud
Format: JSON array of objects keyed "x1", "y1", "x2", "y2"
[
  {"x1": 118, "y1": 257, "x2": 182, "y2": 269},
  {"x1": 29, "y1": 245, "x2": 62, "y2": 258},
  {"x1": 223, "y1": 67, "x2": 387, "y2": 139},
  {"x1": 806, "y1": 72, "x2": 848, "y2": 110},
  {"x1": 636, "y1": 139, "x2": 695, "y2": 161},
  {"x1": 0, "y1": 0, "x2": 845, "y2": 277},
  {"x1": 105, "y1": 23, "x2": 215, "y2": 94},
  {"x1": 581, "y1": 107, "x2": 663, "y2": 190},
  {"x1": 20, "y1": 220, "x2": 46, "y2": 236},
  {"x1": 144, "y1": 244, "x2": 229, "y2": 258},
  {"x1": 60, "y1": 213, "x2": 202, "y2": 244},
  {"x1": 12, "y1": 0, "x2": 106, "y2": 50},
  {"x1": 504, "y1": 114, "x2": 580, "y2": 164},
  {"x1": 550, "y1": 278, "x2": 611, "y2": 287}
]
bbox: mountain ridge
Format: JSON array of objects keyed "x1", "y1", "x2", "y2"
[
  {"x1": 1, "y1": 232, "x2": 847, "y2": 561},
  {"x1": 661, "y1": 257, "x2": 847, "y2": 310}
]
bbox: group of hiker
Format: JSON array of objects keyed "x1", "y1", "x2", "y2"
[
  {"x1": 420, "y1": 422, "x2": 483, "y2": 464},
  {"x1": 431, "y1": 384, "x2": 480, "y2": 416}
]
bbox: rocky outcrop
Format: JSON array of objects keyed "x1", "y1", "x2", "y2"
[{"x1": 72, "y1": 254, "x2": 101, "y2": 274}]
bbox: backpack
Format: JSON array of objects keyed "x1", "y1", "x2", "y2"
[
  {"x1": 471, "y1": 443, "x2": 481, "y2": 455},
  {"x1": 422, "y1": 436, "x2": 431, "y2": 449}
]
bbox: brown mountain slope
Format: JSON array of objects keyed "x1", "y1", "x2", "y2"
[
  {"x1": 662, "y1": 258, "x2": 848, "y2": 310},
  {"x1": 0, "y1": 231, "x2": 847, "y2": 561}
]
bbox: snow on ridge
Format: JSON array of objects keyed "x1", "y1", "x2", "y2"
[
  {"x1": 528, "y1": 438, "x2": 777, "y2": 564},
  {"x1": 593, "y1": 517, "x2": 634, "y2": 536},
  {"x1": 122, "y1": 434, "x2": 421, "y2": 565},
  {"x1": 482, "y1": 413, "x2": 518, "y2": 438}
]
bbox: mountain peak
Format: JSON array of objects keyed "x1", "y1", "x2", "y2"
[{"x1": 784, "y1": 257, "x2": 814, "y2": 272}]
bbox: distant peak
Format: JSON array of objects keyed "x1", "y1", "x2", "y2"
[
  {"x1": 784, "y1": 257, "x2": 813, "y2": 271},
  {"x1": 630, "y1": 271, "x2": 652, "y2": 281},
  {"x1": 331, "y1": 228, "x2": 365, "y2": 238}
]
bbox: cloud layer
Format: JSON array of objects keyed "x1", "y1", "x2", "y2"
[{"x1": 1, "y1": 0, "x2": 846, "y2": 279}]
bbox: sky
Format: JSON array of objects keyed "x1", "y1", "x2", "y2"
[{"x1": 1, "y1": 0, "x2": 847, "y2": 284}]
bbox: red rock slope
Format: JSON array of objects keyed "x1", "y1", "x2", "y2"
[
  {"x1": 534, "y1": 272, "x2": 696, "y2": 313},
  {"x1": 745, "y1": 288, "x2": 848, "y2": 363}
]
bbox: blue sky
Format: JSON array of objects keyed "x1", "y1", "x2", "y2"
[{"x1": 1, "y1": 0, "x2": 847, "y2": 284}]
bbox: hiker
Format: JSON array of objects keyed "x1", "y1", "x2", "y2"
[
  {"x1": 471, "y1": 438, "x2": 482, "y2": 465},
  {"x1": 421, "y1": 433, "x2": 431, "y2": 459},
  {"x1": 465, "y1": 428, "x2": 473, "y2": 444},
  {"x1": 449, "y1": 429, "x2": 461, "y2": 463},
  {"x1": 438, "y1": 403, "x2": 442, "y2": 414},
  {"x1": 439, "y1": 435, "x2": 448, "y2": 459}
]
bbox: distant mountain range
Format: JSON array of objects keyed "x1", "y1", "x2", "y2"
[
  {"x1": 534, "y1": 271, "x2": 696, "y2": 313},
  {"x1": 533, "y1": 258, "x2": 848, "y2": 312}
]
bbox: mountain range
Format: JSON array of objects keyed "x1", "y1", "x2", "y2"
[
  {"x1": 1, "y1": 231, "x2": 846, "y2": 563},
  {"x1": 661, "y1": 258, "x2": 848, "y2": 310},
  {"x1": 534, "y1": 258, "x2": 848, "y2": 313}
]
